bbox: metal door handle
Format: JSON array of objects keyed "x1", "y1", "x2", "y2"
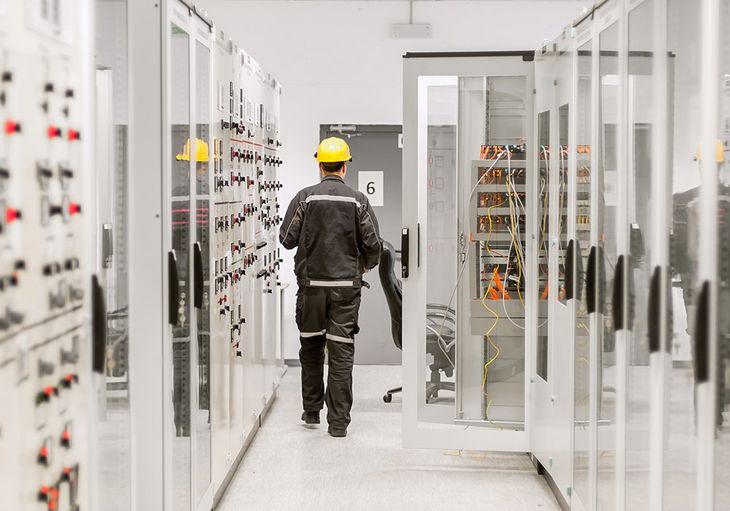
[
  {"x1": 168, "y1": 250, "x2": 180, "y2": 326},
  {"x1": 401, "y1": 227, "x2": 409, "y2": 278},
  {"x1": 648, "y1": 266, "x2": 662, "y2": 353},
  {"x1": 693, "y1": 280, "x2": 711, "y2": 384},
  {"x1": 565, "y1": 239, "x2": 576, "y2": 300},
  {"x1": 193, "y1": 242, "x2": 204, "y2": 309},
  {"x1": 612, "y1": 255, "x2": 626, "y2": 331},
  {"x1": 586, "y1": 246, "x2": 597, "y2": 314},
  {"x1": 91, "y1": 275, "x2": 107, "y2": 374}
]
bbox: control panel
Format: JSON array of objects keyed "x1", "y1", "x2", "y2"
[
  {"x1": 211, "y1": 41, "x2": 283, "y2": 363},
  {"x1": 0, "y1": 1, "x2": 92, "y2": 509}
]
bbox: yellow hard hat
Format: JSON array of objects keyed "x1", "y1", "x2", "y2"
[
  {"x1": 176, "y1": 138, "x2": 209, "y2": 162},
  {"x1": 314, "y1": 137, "x2": 352, "y2": 163}
]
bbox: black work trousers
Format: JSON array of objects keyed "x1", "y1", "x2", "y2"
[{"x1": 296, "y1": 286, "x2": 361, "y2": 431}]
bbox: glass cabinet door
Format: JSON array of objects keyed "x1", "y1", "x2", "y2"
[
  {"x1": 573, "y1": 36, "x2": 593, "y2": 511},
  {"x1": 193, "y1": 36, "x2": 213, "y2": 509},
  {"x1": 457, "y1": 74, "x2": 530, "y2": 429},
  {"x1": 169, "y1": 18, "x2": 192, "y2": 511},
  {"x1": 93, "y1": 0, "x2": 132, "y2": 509},
  {"x1": 595, "y1": 19, "x2": 620, "y2": 511},
  {"x1": 625, "y1": 2, "x2": 656, "y2": 509},
  {"x1": 402, "y1": 54, "x2": 534, "y2": 452},
  {"x1": 665, "y1": 0, "x2": 702, "y2": 508}
]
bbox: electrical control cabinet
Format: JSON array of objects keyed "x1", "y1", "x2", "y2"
[
  {"x1": 403, "y1": 1, "x2": 729, "y2": 509},
  {"x1": 403, "y1": 54, "x2": 536, "y2": 452},
  {"x1": 208, "y1": 29, "x2": 284, "y2": 499},
  {"x1": 0, "y1": 0, "x2": 93, "y2": 509}
]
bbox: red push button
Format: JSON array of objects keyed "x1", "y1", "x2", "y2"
[
  {"x1": 38, "y1": 485, "x2": 59, "y2": 509},
  {"x1": 60, "y1": 373, "x2": 78, "y2": 388},
  {"x1": 47, "y1": 125, "x2": 62, "y2": 139},
  {"x1": 38, "y1": 445, "x2": 49, "y2": 465},
  {"x1": 5, "y1": 207, "x2": 20, "y2": 223},
  {"x1": 37, "y1": 386, "x2": 58, "y2": 404},
  {"x1": 4, "y1": 119, "x2": 20, "y2": 134},
  {"x1": 61, "y1": 429, "x2": 71, "y2": 448},
  {"x1": 67, "y1": 129, "x2": 80, "y2": 141},
  {"x1": 68, "y1": 202, "x2": 81, "y2": 216}
]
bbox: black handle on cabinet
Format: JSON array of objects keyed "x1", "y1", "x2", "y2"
[
  {"x1": 168, "y1": 250, "x2": 179, "y2": 326},
  {"x1": 575, "y1": 239, "x2": 584, "y2": 302},
  {"x1": 586, "y1": 246, "x2": 597, "y2": 314},
  {"x1": 91, "y1": 275, "x2": 107, "y2": 374},
  {"x1": 565, "y1": 239, "x2": 576, "y2": 301},
  {"x1": 401, "y1": 227, "x2": 409, "y2": 278},
  {"x1": 612, "y1": 255, "x2": 626, "y2": 331},
  {"x1": 693, "y1": 280, "x2": 711, "y2": 384},
  {"x1": 648, "y1": 265, "x2": 662, "y2": 353},
  {"x1": 193, "y1": 242, "x2": 203, "y2": 309}
]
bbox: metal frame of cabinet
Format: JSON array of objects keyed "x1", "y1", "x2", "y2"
[{"x1": 401, "y1": 53, "x2": 537, "y2": 451}]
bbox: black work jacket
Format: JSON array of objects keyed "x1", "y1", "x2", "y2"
[{"x1": 279, "y1": 175, "x2": 381, "y2": 286}]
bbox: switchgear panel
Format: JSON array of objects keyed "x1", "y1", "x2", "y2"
[
  {"x1": 0, "y1": 1, "x2": 92, "y2": 509},
  {"x1": 209, "y1": 32, "x2": 284, "y2": 490}
]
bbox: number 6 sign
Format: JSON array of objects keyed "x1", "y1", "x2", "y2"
[{"x1": 358, "y1": 171, "x2": 384, "y2": 207}]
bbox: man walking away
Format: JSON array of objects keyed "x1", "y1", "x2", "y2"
[{"x1": 279, "y1": 137, "x2": 381, "y2": 437}]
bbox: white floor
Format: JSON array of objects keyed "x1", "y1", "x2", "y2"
[{"x1": 216, "y1": 365, "x2": 561, "y2": 511}]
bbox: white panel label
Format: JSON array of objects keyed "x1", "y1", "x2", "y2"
[{"x1": 358, "y1": 171, "x2": 383, "y2": 207}]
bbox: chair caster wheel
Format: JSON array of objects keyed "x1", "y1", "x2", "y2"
[{"x1": 383, "y1": 393, "x2": 393, "y2": 403}]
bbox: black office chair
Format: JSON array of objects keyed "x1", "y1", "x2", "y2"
[{"x1": 379, "y1": 240, "x2": 456, "y2": 403}]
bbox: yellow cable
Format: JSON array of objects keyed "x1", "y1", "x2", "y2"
[
  {"x1": 480, "y1": 195, "x2": 502, "y2": 426},
  {"x1": 505, "y1": 162, "x2": 525, "y2": 305}
]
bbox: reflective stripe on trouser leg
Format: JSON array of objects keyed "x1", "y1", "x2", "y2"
[
  {"x1": 325, "y1": 339, "x2": 355, "y2": 431},
  {"x1": 301, "y1": 330, "x2": 326, "y2": 338}
]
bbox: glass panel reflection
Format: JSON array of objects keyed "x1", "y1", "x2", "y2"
[
  {"x1": 557, "y1": 104, "x2": 569, "y2": 306},
  {"x1": 596, "y1": 21, "x2": 619, "y2": 511},
  {"x1": 422, "y1": 79, "x2": 457, "y2": 421},
  {"x1": 194, "y1": 40, "x2": 212, "y2": 503},
  {"x1": 170, "y1": 21, "x2": 192, "y2": 511},
  {"x1": 94, "y1": 1, "x2": 132, "y2": 508},
  {"x1": 626, "y1": 2, "x2": 655, "y2": 509},
  {"x1": 715, "y1": 0, "x2": 730, "y2": 506},
  {"x1": 537, "y1": 109, "x2": 550, "y2": 383},
  {"x1": 665, "y1": 0, "x2": 701, "y2": 508},
  {"x1": 573, "y1": 38, "x2": 592, "y2": 507}
]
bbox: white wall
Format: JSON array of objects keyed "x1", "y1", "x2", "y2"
[{"x1": 197, "y1": 0, "x2": 589, "y2": 359}]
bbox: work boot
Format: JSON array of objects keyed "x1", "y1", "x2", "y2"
[
  {"x1": 328, "y1": 426, "x2": 347, "y2": 438},
  {"x1": 301, "y1": 411, "x2": 320, "y2": 426}
]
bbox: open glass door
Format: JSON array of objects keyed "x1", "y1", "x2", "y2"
[
  {"x1": 402, "y1": 53, "x2": 534, "y2": 451},
  {"x1": 531, "y1": 48, "x2": 554, "y2": 471}
]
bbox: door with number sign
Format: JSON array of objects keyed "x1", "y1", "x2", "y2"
[{"x1": 320, "y1": 125, "x2": 403, "y2": 364}]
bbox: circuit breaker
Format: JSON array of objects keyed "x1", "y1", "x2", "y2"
[{"x1": 0, "y1": 1, "x2": 92, "y2": 509}]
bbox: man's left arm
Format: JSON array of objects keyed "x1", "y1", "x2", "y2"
[
  {"x1": 279, "y1": 192, "x2": 306, "y2": 249},
  {"x1": 358, "y1": 197, "x2": 382, "y2": 270}
]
